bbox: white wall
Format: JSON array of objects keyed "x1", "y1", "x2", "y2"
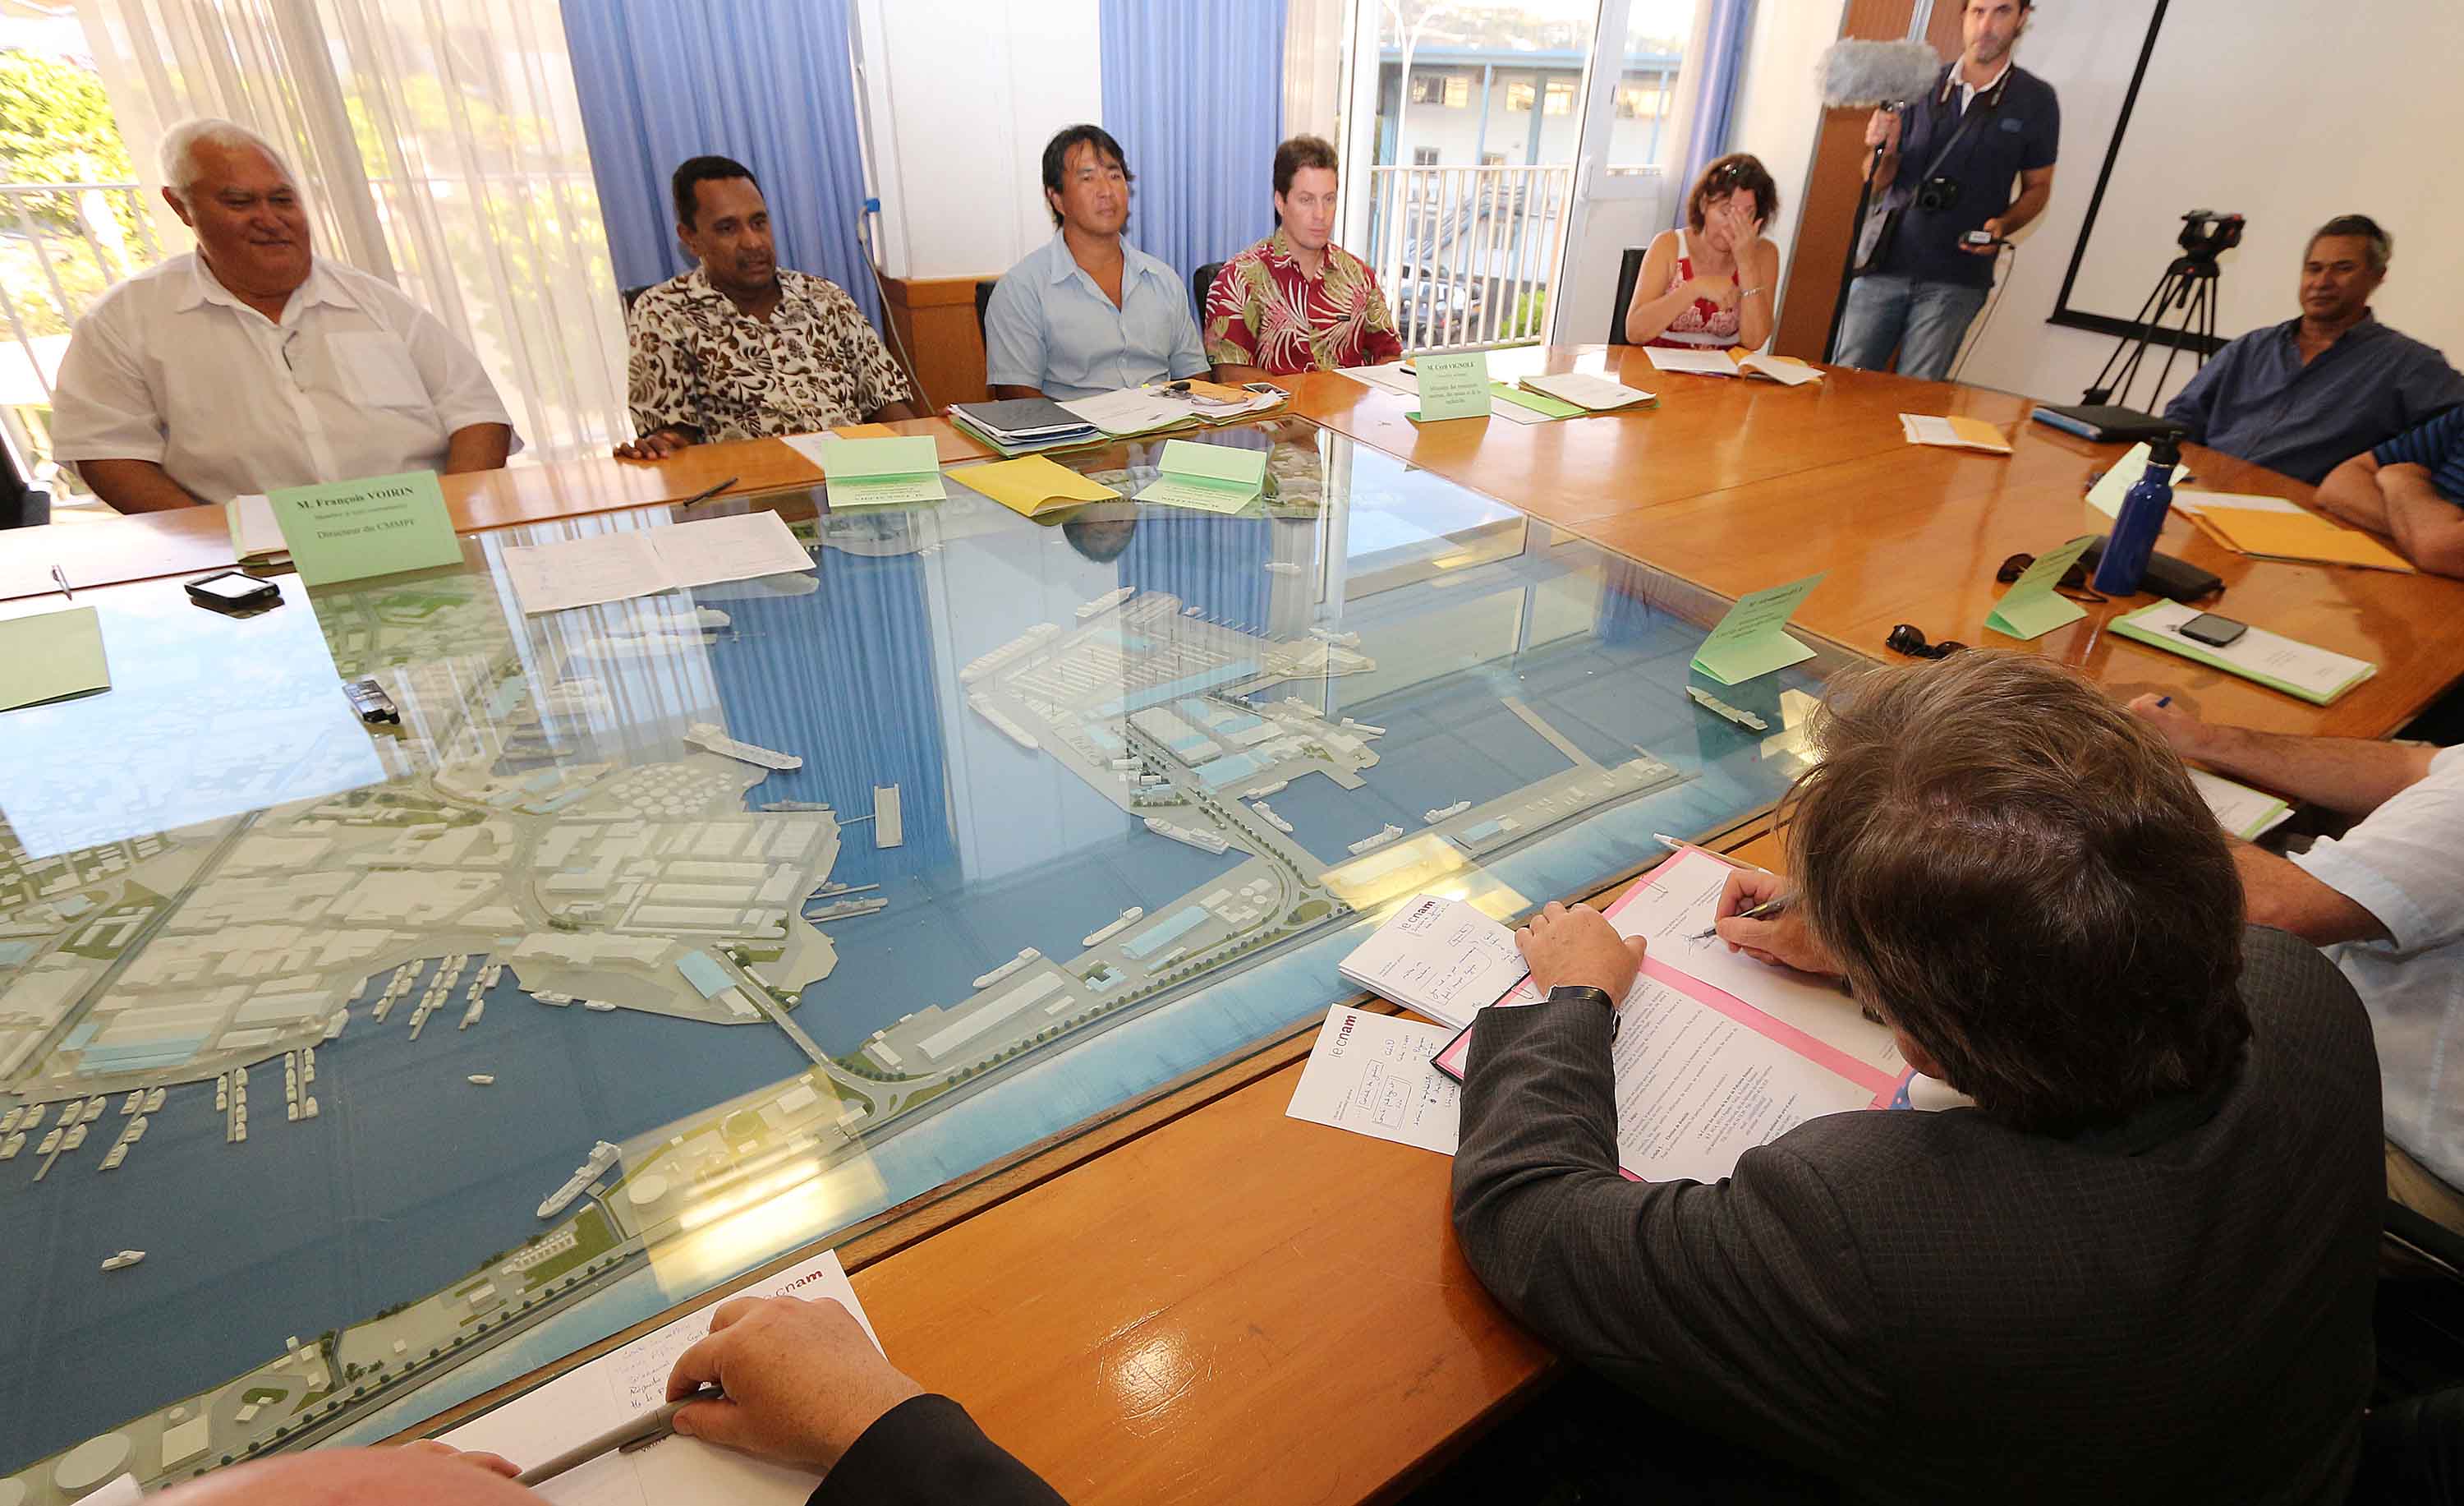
[
  {"x1": 1951, "y1": 0, "x2": 2464, "y2": 408},
  {"x1": 852, "y1": 0, "x2": 1103, "y2": 282},
  {"x1": 1724, "y1": 0, "x2": 1847, "y2": 318}
]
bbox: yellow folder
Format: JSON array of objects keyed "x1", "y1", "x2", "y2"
[
  {"x1": 952, "y1": 455, "x2": 1122, "y2": 518},
  {"x1": 2190, "y1": 505, "x2": 2418, "y2": 573}
]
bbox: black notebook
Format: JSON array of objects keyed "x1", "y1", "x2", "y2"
[
  {"x1": 947, "y1": 398, "x2": 1095, "y2": 442},
  {"x1": 2031, "y1": 403, "x2": 2186, "y2": 445}
]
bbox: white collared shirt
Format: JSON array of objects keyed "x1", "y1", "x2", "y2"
[
  {"x1": 2292, "y1": 744, "x2": 2464, "y2": 1190},
  {"x1": 52, "y1": 251, "x2": 517, "y2": 505}
]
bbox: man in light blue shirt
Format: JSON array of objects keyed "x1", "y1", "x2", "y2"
[
  {"x1": 985, "y1": 124, "x2": 1207, "y2": 402},
  {"x1": 2131, "y1": 695, "x2": 2464, "y2": 1232}
]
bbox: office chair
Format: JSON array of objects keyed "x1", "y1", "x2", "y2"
[
  {"x1": 974, "y1": 280, "x2": 1000, "y2": 344},
  {"x1": 1191, "y1": 260, "x2": 1227, "y2": 325},
  {"x1": 620, "y1": 283, "x2": 653, "y2": 315},
  {"x1": 1607, "y1": 246, "x2": 1648, "y2": 346},
  {"x1": 0, "y1": 433, "x2": 48, "y2": 529}
]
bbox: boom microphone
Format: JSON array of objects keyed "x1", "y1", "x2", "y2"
[{"x1": 1818, "y1": 39, "x2": 1943, "y2": 109}]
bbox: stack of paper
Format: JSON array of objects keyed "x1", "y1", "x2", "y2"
[
  {"x1": 787, "y1": 434, "x2": 947, "y2": 508},
  {"x1": 946, "y1": 398, "x2": 1100, "y2": 454},
  {"x1": 227, "y1": 494, "x2": 287, "y2": 560},
  {"x1": 2190, "y1": 505, "x2": 2417, "y2": 573},
  {"x1": 499, "y1": 512, "x2": 815, "y2": 615},
  {"x1": 1134, "y1": 440, "x2": 1269, "y2": 513},
  {"x1": 2110, "y1": 599, "x2": 2377, "y2": 705},
  {"x1": 1518, "y1": 371, "x2": 1655, "y2": 411},
  {"x1": 950, "y1": 455, "x2": 1122, "y2": 518},
  {"x1": 1335, "y1": 893, "x2": 1531, "y2": 1029},
  {"x1": 1901, "y1": 414, "x2": 2014, "y2": 454},
  {"x1": 1643, "y1": 346, "x2": 1740, "y2": 377},
  {"x1": 1293, "y1": 848, "x2": 1902, "y2": 1181}
]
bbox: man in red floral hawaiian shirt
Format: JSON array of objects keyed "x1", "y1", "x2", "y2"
[{"x1": 1206, "y1": 136, "x2": 1403, "y2": 380}]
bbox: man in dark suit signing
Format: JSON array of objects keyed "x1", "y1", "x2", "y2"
[{"x1": 1454, "y1": 651, "x2": 2383, "y2": 1504}]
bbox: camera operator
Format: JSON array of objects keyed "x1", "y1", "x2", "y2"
[
  {"x1": 1837, "y1": 0, "x2": 2057, "y2": 382},
  {"x1": 2163, "y1": 214, "x2": 2464, "y2": 486}
]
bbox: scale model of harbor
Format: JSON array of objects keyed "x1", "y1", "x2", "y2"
[{"x1": 0, "y1": 576, "x2": 1682, "y2": 1499}]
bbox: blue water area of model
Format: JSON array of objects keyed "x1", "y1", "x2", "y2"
[{"x1": 0, "y1": 958, "x2": 810, "y2": 1474}]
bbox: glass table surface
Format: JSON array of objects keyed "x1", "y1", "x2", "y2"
[{"x1": 0, "y1": 419, "x2": 1859, "y2": 1494}]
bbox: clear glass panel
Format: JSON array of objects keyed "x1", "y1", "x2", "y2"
[
  {"x1": 1605, "y1": 1, "x2": 1703, "y2": 174},
  {"x1": 1363, "y1": 2, "x2": 1612, "y2": 351},
  {"x1": 0, "y1": 420, "x2": 1853, "y2": 1486}
]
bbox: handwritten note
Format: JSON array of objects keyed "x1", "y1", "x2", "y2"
[{"x1": 1285, "y1": 1005, "x2": 1464, "y2": 1154}]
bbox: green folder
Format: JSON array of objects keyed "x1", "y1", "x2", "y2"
[
  {"x1": 0, "y1": 605, "x2": 109, "y2": 712},
  {"x1": 268, "y1": 470, "x2": 461, "y2": 587},
  {"x1": 1135, "y1": 440, "x2": 1269, "y2": 514},
  {"x1": 1689, "y1": 572, "x2": 1825, "y2": 686},
  {"x1": 1983, "y1": 535, "x2": 2093, "y2": 640},
  {"x1": 1487, "y1": 382, "x2": 1584, "y2": 420},
  {"x1": 1404, "y1": 349, "x2": 1491, "y2": 422},
  {"x1": 821, "y1": 435, "x2": 947, "y2": 507}
]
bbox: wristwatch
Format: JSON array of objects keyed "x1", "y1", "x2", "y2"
[{"x1": 1545, "y1": 984, "x2": 1620, "y2": 1022}]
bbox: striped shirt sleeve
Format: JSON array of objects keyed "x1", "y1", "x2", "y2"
[{"x1": 2373, "y1": 404, "x2": 2464, "y2": 472}]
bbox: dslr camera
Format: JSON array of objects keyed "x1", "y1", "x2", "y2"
[{"x1": 2178, "y1": 210, "x2": 2246, "y2": 260}]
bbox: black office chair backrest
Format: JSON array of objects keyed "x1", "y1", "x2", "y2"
[
  {"x1": 975, "y1": 279, "x2": 1000, "y2": 345},
  {"x1": 620, "y1": 283, "x2": 654, "y2": 315},
  {"x1": 1607, "y1": 246, "x2": 1648, "y2": 346},
  {"x1": 0, "y1": 433, "x2": 45, "y2": 530},
  {"x1": 1191, "y1": 260, "x2": 1227, "y2": 324}
]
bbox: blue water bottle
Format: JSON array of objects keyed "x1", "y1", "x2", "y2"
[{"x1": 2090, "y1": 435, "x2": 2180, "y2": 596}]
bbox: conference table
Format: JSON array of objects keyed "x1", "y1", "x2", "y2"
[{"x1": 9, "y1": 346, "x2": 2464, "y2": 1503}]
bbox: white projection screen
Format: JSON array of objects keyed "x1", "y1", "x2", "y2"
[{"x1": 2050, "y1": 0, "x2": 2464, "y2": 362}]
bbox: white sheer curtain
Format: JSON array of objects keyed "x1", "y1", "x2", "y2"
[{"x1": 71, "y1": 0, "x2": 630, "y2": 462}]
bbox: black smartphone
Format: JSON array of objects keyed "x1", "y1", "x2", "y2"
[
  {"x1": 185, "y1": 570, "x2": 281, "y2": 612},
  {"x1": 2179, "y1": 612, "x2": 2247, "y2": 647}
]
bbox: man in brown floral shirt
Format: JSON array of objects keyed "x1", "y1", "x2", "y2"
[{"x1": 616, "y1": 156, "x2": 916, "y2": 459}]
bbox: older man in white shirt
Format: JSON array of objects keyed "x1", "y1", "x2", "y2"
[
  {"x1": 2131, "y1": 695, "x2": 2464, "y2": 1232},
  {"x1": 52, "y1": 118, "x2": 515, "y2": 512}
]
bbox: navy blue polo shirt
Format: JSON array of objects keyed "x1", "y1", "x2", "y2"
[
  {"x1": 2374, "y1": 405, "x2": 2464, "y2": 504},
  {"x1": 2163, "y1": 314, "x2": 2464, "y2": 485},
  {"x1": 1873, "y1": 63, "x2": 2060, "y2": 290}
]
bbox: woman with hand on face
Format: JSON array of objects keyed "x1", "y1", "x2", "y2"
[{"x1": 1622, "y1": 154, "x2": 1782, "y2": 352}]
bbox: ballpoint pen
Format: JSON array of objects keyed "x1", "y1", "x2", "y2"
[
  {"x1": 1690, "y1": 894, "x2": 1789, "y2": 942},
  {"x1": 677, "y1": 477, "x2": 738, "y2": 508},
  {"x1": 513, "y1": 1385, "x2": 724, "y2": 1486},
  {"x1": 50, "y1": 564, "x2": 72, "y2": 600}
]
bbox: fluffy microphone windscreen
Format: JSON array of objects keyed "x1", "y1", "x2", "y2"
[{"x1": 1818, "y1": 39, "x2": 1944, "y2": 109}]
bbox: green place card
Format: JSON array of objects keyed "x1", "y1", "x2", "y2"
[
  {"x1": 1984, "y1": 534, "x2": 2093, "y2": 640},
  {"x1": 268, "y1": 470, "x2": 461, "y2": 587},
  {"x1": 822, "y1": 435, "x2": 948, "y2": 507},
  {"x1": 1135, "y1": 440, "x2": 1270, "y2": 514},
  {"x1": 0, "y1": 605, "x2": 109, "y2": 712},
  {"x1": 1406, "y1": 350, "x2": 1492, "y2": 423},
  {"x1": 1689, "y1": 572, "x2": 1825, "y2": 686}
]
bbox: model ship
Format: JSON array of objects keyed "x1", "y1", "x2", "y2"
[
  {"x1": 100, "y1": 1250, "x2": 145, "y2": 1272},
  {"x1": 538, "y1": 1140, "x2": 622, "y2": 1219}
]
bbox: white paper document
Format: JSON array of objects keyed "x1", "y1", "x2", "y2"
[
  {"x1": 442, "y1": 1250, "x2": 879, "y2": 1505},
  {"x1": 1060, "y1": 387, "x2": 1199, "y2": 435},
  {"x1": 1285, "y1": 1005, "x2": 1464, "y2": 1154},
  {"x1": 227, "y1": 493, "x2": 287, "y2": 559},
  {"x1": 1339, "y1": 362, "x2": 1421, "y2": 397},
  {"x1": 1643, "y1": 347, "x2": 1738, "y2": 376},
  {"x1": 2171, "y1": 490, "x2": 2306, "y2": 518},
  {"x1": 500, "y1": 513, "x2": 814, "y2": 615},
  {"x1": 2190, "y1": 768, "x2": 2294, "y2": 841},
  {"x1": 1607, "y1": 974, "x2": 1875, "y2": 1184},
  {"x1": 1602, "y1": 848, "x2": 1902, "y2": 1074},
  {"x1": 2126, "y1": 600, "x2": 2376, "y2": 702},
  {"x1": 1519, "y1": 372, "x2": 1653, "y2": 411},
  {"x1": 1337, "y1": 894, "x2": 1528, "y2": 1028}
]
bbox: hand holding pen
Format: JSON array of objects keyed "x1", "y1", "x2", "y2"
[{"x1": 1708, "y1": 868, "x2": 1841, "y2": 978}]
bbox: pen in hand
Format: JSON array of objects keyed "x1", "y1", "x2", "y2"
[{"x1": 1691, "y1": 894, "x2": 1790, "y2": 942}]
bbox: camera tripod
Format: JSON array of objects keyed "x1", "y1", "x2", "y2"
[{"x1": 2080, "y1": 253, "x2": 2223, "y2": 412}]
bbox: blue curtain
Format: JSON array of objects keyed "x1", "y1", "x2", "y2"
[
  {"x1": 1098, "y1": 0, "x2": 1285, "y2": 294},
  {"x1": 1671, "y1": 0, "x2": 1756, "y2": 225},
  {"x1": 561, "y1": 0, "x2": 885, "y2": 325}
]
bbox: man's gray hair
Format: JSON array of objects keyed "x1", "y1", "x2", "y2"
[
  {"x1": 158, "y1": 117, "x2": 296, "y2": 201},
  {"x1": 2309, "y1": 214, "x2": 2393, "y2": 275}
]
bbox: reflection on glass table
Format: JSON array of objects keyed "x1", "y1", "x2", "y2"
[{"x1": 0, "y1": 421, "x2": 1859, "y2": 1496}]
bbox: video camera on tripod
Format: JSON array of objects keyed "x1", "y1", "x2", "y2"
[{"x1": 2030, "y1": 209, "x2": 2247, "y2": 443}]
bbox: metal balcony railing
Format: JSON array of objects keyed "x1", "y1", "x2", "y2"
[{"x1": 1365, "y1": 163, "x2": 1573, "y2": 354}]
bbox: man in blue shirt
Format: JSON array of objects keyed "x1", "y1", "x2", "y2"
[
  {"x1": 986, "y1": 125, "x2": 1207, "y2": 402},
  {"x1": 1837, "y1": 0, "x2": 2057, "y2": 381},
  {"x1": 2315, "y1": 406, "x2": 2464, "y2": 577},
  {"x1": 2163, "y1": 215, "x2": 2464, "y2": 486}
]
